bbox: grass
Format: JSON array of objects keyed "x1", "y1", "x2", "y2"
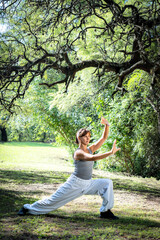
[
  {"x1": 0, "y1": 142, "x2": 160, "y2": 240},
  {"x1": 0, "y1": 142, "x2": 72, "y2": 171}
]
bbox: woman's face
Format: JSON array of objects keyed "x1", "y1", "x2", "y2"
[{"x1": 79, "y1": 132, "x2": 91, "y2": 145}]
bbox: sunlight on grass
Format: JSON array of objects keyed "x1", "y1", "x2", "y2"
[
  {"x1": 0, "y1": 142, "x2": 160, "y2": 240},
  {"x1": 0, "y1": 142, "x2": 73, "y2": 172}
]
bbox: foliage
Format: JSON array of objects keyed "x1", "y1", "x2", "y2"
[
  {"x1": 0, "y1": 0, "x2": 159, "y2": 178},
  {"x1": 0, "y1": 0, "x2": 159, "y2": 114},
  {"x1": 3, "y1": 77, "x2": 80, "y2": 156},
  {"x1": 49, "y1": 69, "x2": 160, "y2": 178}
]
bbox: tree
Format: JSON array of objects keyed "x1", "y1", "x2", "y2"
[
  {"x1": 0, "y1": 126, "x2": 8, "y2": 142},
  {"x1": 0, "y1": 113, "x2": 8, "y2": 142},
  {"x1": 0, "y1": 0, "x2": 159, "y2": 132}
]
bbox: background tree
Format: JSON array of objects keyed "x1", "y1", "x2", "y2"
[
  {"x1": 0, "y1": 0, "x2": 160, "y2": 178},
  {"x1": 0, "y1": 0, "x2": 159, "y2": 131},
  {"x1": 49, "y1": 68, "x2": 160, "y2": 178}
]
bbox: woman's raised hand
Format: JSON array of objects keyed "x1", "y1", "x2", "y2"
[
  {"x1": 101, "y1": 117, "x2": 110, "y2": 126},
  {"x1": 111, "y1": 139, "x2": 121, "y2": 154}
]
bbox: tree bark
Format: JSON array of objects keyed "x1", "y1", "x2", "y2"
[
  {"x1": 157, "y1": 111, "x2": 160, "y2": 136},
  {"x1": 42, "y1": 132, "x2": 46, "y2": 143},
  {"x1": 0, "y1": 126, "x2": 8, "y2": 142}
]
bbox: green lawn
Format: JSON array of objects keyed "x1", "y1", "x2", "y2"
[{"x1": 0, "y1": 142, "x2": 160, "y2": 240}]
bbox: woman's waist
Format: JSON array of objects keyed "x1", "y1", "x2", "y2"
[{"x1": 70, "y1": 173, "x2": 92, "y2": 182}]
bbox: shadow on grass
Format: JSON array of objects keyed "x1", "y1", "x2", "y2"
[
  {"x1": 92, "y1": 173, "x2": 160, "y2": 197},
  {"x1": 0, "y1": 183, "x2": 160, "y2": 239},
  {"x1": 0, "y1": 233, "x2": 46, "y2": 240},
  {"x1": 0, "y1": 169, "x2": 70, "y2": 184},
  {"x1": 113, "y1": 178, "x2": 160, "y2": 197},
  {"x1": 1, "y1": 169, "x2": 160, "y2": 197},
  {"x1": 46, "y1": 211, "x2": 160, "y2": 227},
  {"x1": 0, "y1": 188, "x2": 37, "y2": 216},
  {"x1": 0, "y1": 210, "x2": 160, "y2": 240}
]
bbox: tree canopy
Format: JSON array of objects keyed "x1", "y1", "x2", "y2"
[
  {"x1": 0, "y1": 0, "x2": 159, "y2": 114},
  {"x1": 0, "y1": 0, "x2": 160, "y2": 178}
]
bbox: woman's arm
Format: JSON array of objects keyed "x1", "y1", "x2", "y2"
[
  {"x1": 74, "y1": 140, "x2": 120, "y2": 161},
  {"x1": 89, "y1": 117, "x2": 109, "y2": 153}
]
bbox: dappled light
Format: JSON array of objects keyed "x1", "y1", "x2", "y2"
[
  {"x1": 0, "y1": 143, "x2": 160, "y2": 239},
  {"x1": 0, "y1": 0, "x2": 160, "y2": 238}
]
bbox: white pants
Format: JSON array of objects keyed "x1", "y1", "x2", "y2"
[{"x1": 24, "y1": 174, "x2": 114, "y2": 215}]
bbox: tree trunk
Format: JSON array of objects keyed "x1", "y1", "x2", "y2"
[
  {"x1": 0, "y1": 126, "x2": 8, "y2": 142},
  {"x1": 18, "y1": 132, "x2": 23, "y2": 142},
  {"x1": 146, "y1": 78, "x2": 160, "y2": 136},
  {"x1": 42, "y1": 132, "x2": 46, "y2": 142},
  {"x1": 158, "y1": 111, "x2": 160, "y2": 136}
]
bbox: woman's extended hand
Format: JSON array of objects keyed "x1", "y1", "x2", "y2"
[
  {"x1": 101, "y1": 117, "x2": 110, "y2": 126},
  {"x1": 111, "y1": 139, "x2": 121, "y2": 154}
]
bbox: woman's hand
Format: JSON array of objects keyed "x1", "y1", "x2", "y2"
[
  {"x1": 111, "y1": 139, "x2": 121, "y2": 154},
  {"x1": 101, "y1": 117, "x2": 110, "y2": 126}
]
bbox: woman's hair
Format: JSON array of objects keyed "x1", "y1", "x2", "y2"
[{"x1": 75, "y1": 128, "x2": 91, "y2": 144}]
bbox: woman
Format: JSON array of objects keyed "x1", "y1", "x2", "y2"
[{"x1": 18, "y1": 117, "x2": 120, "y2": 219}]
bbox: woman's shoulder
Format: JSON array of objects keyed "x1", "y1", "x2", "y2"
[
  {"x1": 74, "y1": 147, "x2": 92, "y2": 154},
  {"x1": 74, "y1": 148, "x2": 83, "y2": 160},
  {"x1": 74, "y1": 147, "x2": 92, "y2": 160}
]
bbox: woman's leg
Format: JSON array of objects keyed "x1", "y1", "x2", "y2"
[
  {"x1": 23, "y1": 175, "x2": 90, "y2": 215},
  {"x1": 84, "y1": 178, "x2": 114, "y2": 212}
]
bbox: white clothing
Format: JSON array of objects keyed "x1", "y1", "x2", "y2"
[{"x1": 24, "y1": 174, "x2": 114, "y2": 215}]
